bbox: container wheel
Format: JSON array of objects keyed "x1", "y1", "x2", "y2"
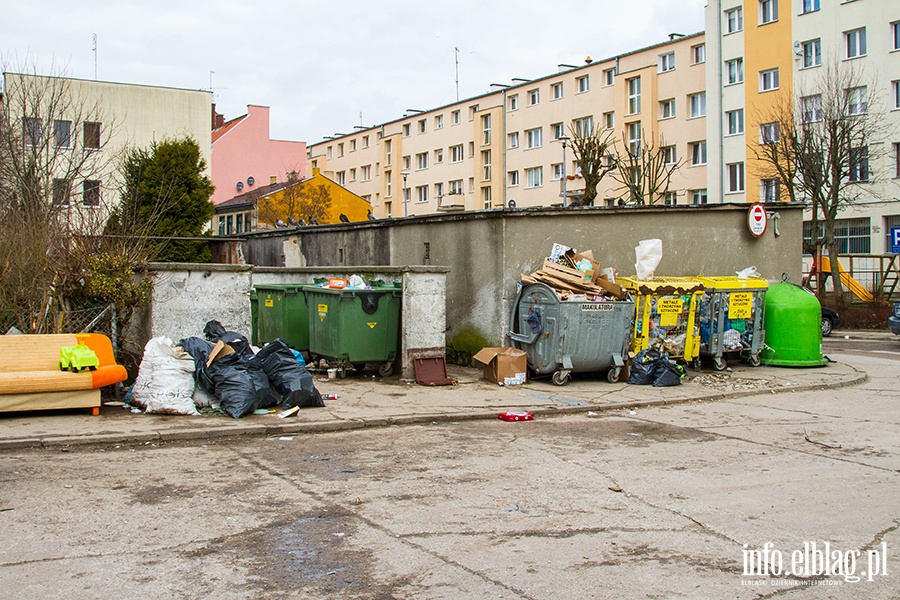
[
  {"x1": 551, "y1": 370, "x2": 570, "y2": 386},
  {"x1": 607, "y1": 368, "x2": 621, "y2": 383},
  {"x1": 338, "y1": 366, "x2": 347, "y2": 379},
  {"x1": 748, "y1": 354, "x2": 761, "y2": 367},
  {"x1": 378, "y1": 362, "x2": 393, "y2": 377},
  {"x1": 713, "y1": 357, "x2": 727, "y2": 371}
]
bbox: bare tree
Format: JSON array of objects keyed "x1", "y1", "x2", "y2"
[
  {"x1": 568, "y1": 122, "x2": 616, "y2": 206},
  {"x1": 751, "y1": 60, "x2": 893, "y2": 303},
  {"x1": 612, "y1": 129, "x2": 682, "y2": 205},
  {"x1": 259, "y1": 173, "x2": 333, "y2": 226}
]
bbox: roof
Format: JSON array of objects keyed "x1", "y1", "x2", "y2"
[
  {"x1": 212, "y1": 113, "x2": 248, "y2": 143},
  {"x1": 215, "y1": 180, "x2": 296, "y2": 212}
]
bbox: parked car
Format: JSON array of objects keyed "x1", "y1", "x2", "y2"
[
  {"x1": 821, "y1": 306, "x2": 840, "y2": 337},
  {"x1": 889, "y1": 301, "x2": 900, "y2": 336}
]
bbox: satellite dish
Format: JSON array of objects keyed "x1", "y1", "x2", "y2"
[
  {"x1": 236, "y1": 181, "x2": 244, "y2": 191},
  {"x1": 792, "y1": 40, "x2": 803, "y2": 55},
  {"x1": 508, "y1": 199, "x2": 517, "y2": 209},
  {"x1": 247, "y1": 176, "x2": 255, "y2": 186}
]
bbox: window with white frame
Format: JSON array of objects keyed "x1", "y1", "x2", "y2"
[
  {"x1": 659, "y1": 52, "x2": 675, "y2": 73},
  {"x1": 434, "y1": 149, "x2": 444, "y2": 163},
  {"x1": 802, "y1": 0, "x2": 819, "y2": 13},
  {"x1": 528, "y1": 89, "x2": 540, "y2": 106},
  {"x1": 384, "y1": 140, "x2": 392, "y2": 165},
  {"x1": 801, "y1": 94, "x2": 823, "y2": 122},
  {"x1": 337, "y1": 143, "x2": 344, "y2": 157},
  {"x1": 469, "y1": 105, "x2": 479, "y2": 120},
  {"x1": 846, "y1": 86, "x2": 868, "y2": 115},
  {"x1": 481, "y1": 150, "x2": 491, "y2": 181},
  {"x1": 451, "y1": 110, "x2": 460, "y2": 125},
  {"x1": 759, "y1": 68, "x2": 779, "y2": 92},
  {"x1": 468, "y1": 142, "x2": 475, "y2": 157},
  {"x1": 726, "y1": 58, "x2": 744, "y2": 85},
  {"x1": 845, "y1": 28, "x2": 866, "y2": 59},
  {"x1": 361, "y1": 165, "x2": 372, "y2": 181},
  {"x1": 692, "y1": 44, "x2": 706, "y2": 64},
  {"x1": 626, "y1": 122, "x2": 642, "y2": 155},
  {"x1": 551, "y1": 82, "x2": 563, "y2": 99},
  {"x1": 894, "y1": 81, "x2": 900, "y2": 110},
  {"x1": 482, "y1": 186, "x2": 492, "y2": 209},
  {"x1": 573, "y1": 116, "x2": 593, "y2": 137},
  {"x1": 416, "y1": 185, "x2": 428, "y2": 203},
  {"x1": 660, "y1": 98, "x2": 676, "y2": 120},
  {"x1": 627, "y1": 77, "x2": 641, "y2": 115},
  {"x1": 802, "y1": 39, "x2": 821, "y2": 68},
  {"x1": 577, "y1": 75, "x2": 589, "y2": 93},
  {"x1": 416, "y1": 152, "x2": 428, "y2": 170},
  {"x1": 759, "y1": 121, "x2": 780, "y2": 144},
  {"x1": 664, "y1": 191, "x2": 678, "y2": 206},
  {"x1": 603, "y1": 68, "x2": 615, "y2": 86},
  {"x1": 349, "y1": 168, "x2": 357, "y2": 181},
  {"x1": 849, "y1": 146, "x2": 869, "y2": 182},
  {"x1": 508, "y1": 132, "x2": 519, "y2": 148},
  {"x1": 418, "y1": 119, "x2": 426, "y2": 133},
  {"x1": 448, "y1": 179, "x2": 463, "y2": 195},
  {"x1": 450, "y1": 144, "x2": 464, "y2": 163},
  {"x1": 691, "y1": 189, "x2": 708, "y2": 205},
  {"x1": 526, "y1": 127, "x2": 542, "y2": 149},
  {"x1": 893, "y1": 143, "x2": 900, "y2": 178},
  {"x1": 482, "y1": 114, "x2": 491, "y2": 145},
  {"x1": 434, "y1": 182, "x2": 443, "y2": 199},
  {"x1": 552, "y1": 163, "x2": 564, "y2": 180},
  {"x1": 893, "y1": 21, "x2": 900, "y2": 51},
  {"x1": 363, "y1": 135, "x2": 370, "y2": 148},
  {"x1": 509, "y1": 95, "x2": 519, "y2": 111},
  {"x1": 403, "y1": 186, "x2": 411, "y2": 205},
  {"x1": 327, "y1": 145, "x2": 333, "y2": 159},
  {"x1": 661, "y1": 145, "x2": 677, "y2": 165},
  {"x1": 726, "y1": 109, "x2": 744, "y2": 135},
  {"x1": 727, "y1": 163, "x2": 745, "y2": 193},
  {"x1": 726, "y1": 7, "x2": 743, "y2": 33},
  {"x1": 435, "y1": 114, "x2": 443, "y2": 129},
  {"x1": 526, "y1": 166, "x2": 543, "y2": 188},
  {"x1": 552, "y1": 123, "x2": 565, "y2": 139},
  {"x1": 508, "y1": 170, "x2": 519, "y2": 186},
  {"x1": 603, "y1": 112, "x2": 614, "y2": 129},
  {"x1": 805, "y1": 218, "x2": 870, "y2": 253},
  {"x1": 403, "y1": 124, "x2": 411, "y2": 137},
  {"x1": 402, "y1": 155, "x2": 411, "y2": 170},
  {"x1": 385, "y1": 171, "x2": 393, "y2": 197},
  {"x1": 759, "y1": 0, "x2": 777, "y2": 24},
  {"x1": 690, "y1": 141, "x2": 707, "y2": 165},
  {"x1": 761, "y1": 178, "x2": 780, "y2": 202},
  {"x1": 350, "y1": 139, "x2": 357, "y2": 152},
  {"x1": 689, "y1": 92, "x2": 706, "y2": 117}
]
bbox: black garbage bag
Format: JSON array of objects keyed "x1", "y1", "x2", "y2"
[
  {"x1": 257, "y1": 339, "x2": 324, "y2": 409},
  {"x1": 203, "y1": 320, "x2": 227, "y2": 341},
  {"x1": 203, "y1": 320, "x2": 253, "y2": 359},
  {"x1": 653, "y1": 356, "x2": 685, "y2": 387},
  {"x1": 178, "y1": 336, "x2": 216, "y2": 394},
  {"x1": 628, "y1": 348, "x2": 660, "y2": 385},
  {"x1": 205, "y1": 351, "x2": 276, "y2": 418}
]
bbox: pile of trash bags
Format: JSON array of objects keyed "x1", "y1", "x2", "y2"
[
  {"x1": 627, "y1": 348, "x2": 686, "y2": 387},
  {"x1": 130, "y1": 320, "x2": 323, "y2": 418}
]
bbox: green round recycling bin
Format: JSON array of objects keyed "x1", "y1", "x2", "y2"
[{"x1": 759, "y1": 282, "x2": 827, "y2": 367}]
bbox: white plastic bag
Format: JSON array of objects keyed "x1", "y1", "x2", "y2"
[
  {"x1": 131, "y1": 337, "x2": 199, "y2": 415},
  {"x1": 635, "y1": 239, "x2": 663, "y2": 280},
  {"x1": 736, "y1": 266, "x2": 761, "y2": 279}
]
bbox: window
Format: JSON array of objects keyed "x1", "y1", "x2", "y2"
[
  {"x1": 849, "y1": 146, "x2": 869, "y2": 182},
  {"x1": 801, "y1": 94, "x2": 823, "y2": 122},
  {"x1": 82, "y1": 180, "x2": 101, "y2": 207},
  {"x1": 802, "y1": 0, "x2": 819, "y2": 13},
  {"x1": 218, "y1": 216, "x2": 225, "y2": 236},
  {"x1": 52, "y1": 178, "x2": 71, "y2": 207},
  {"x1": 627, "y1": 77, "x2": 641, "y2": 115},
  {"x1": 846, "y1": 86, "x2": 868, "y2": 115},
  {"x1": 577, "y1": 75, "x2": 589, "y2": 93},
  {"x1": 726, "y1": 109, "x2": 744, "y2": 135},
  {"x1": 482, "y1": 150, "x2": 491, "y2": 181},
  {"x1": 664, "y1": 192, "x2": 678, "y2": 206},
  {"x1": 434, "y1": 149, "x2": 444, "y2": 164},
  {"x1": 434, "y1": 182, "x2": 443, "y2": 198},
  {"x1": 435, "y1": 115, "x2": 444, "y2": 129},
  {"x1": 481, "y1": 186, "x2": 492, "y2": 209},
  {"x1": 384, "y1": 140, "x2": 392, "y2": 165},
  {"x1": 336, "y1": 143, "x2": 344, "y2": 157},
  {"x1": 336, "y1": 171, "x2": 346, "y2": 186},
  {"x1": 468, "y1": 142, "x2": 475, "y2": 157},
  {"x1": 448, "y1": 179, "x2": 463, "y2": 195},
  {"x1": 689, "y1": 92, "x2": 706, "y2": 117},
  {"x1": 802, "y1": 39, "x2": 821, "y2": 68},
  {"x1": 759, "y1": 0, "x2": 778, "y2": 24},
  {"x1": 508, "y1": 171, "x2": 519, "y2": 186},
  {"x1": 528, "y1": 89, "x2": 540, "y2": 106},
  {"x1": 452, "y1": 110, "x2": 461, "y2": 125},
  {"x1": 415, "y1": 119, "x2": 424, "y2": 134},
  {"x1": 759, "y1": 68, "x2": 779, "y2": 92},
  {"x1": 603, "y1": 112, "x2": 614, "y2": 129},
  {"x1": 552, "y1": 163, "x2": 564, "y2": 180},
  {"x1": 759, "y1": 121, "x2": 780, "y2": 144},
  {"x1": 416, "y1": 152, "x2": 428, "y2": 170},
  {"x1": 508, "y1": 132, "x2": 519, "y2": 148},
  {"x1": 403, "y1": 124, "x2": 411, "y2": 137},
  {"x1": 415, "y1": 185, "x2": 428, "y2": 203},
  {"x1": 691, "y1": 189, "x2": 708, "y2": 205},
  {"x1": 726, "y1": 58, "x2": 744, "y2": 85},
  {"x1": 450, "y1": 144, "x2": 464, "y2": 163},
  {"x1": 361, "y1": 165, "x2": 372, "y2": 181},
  {"x1": 508, "y1": 95, "x2": 519, "y2": 111},
  {"x1": 526, "y1": 127, "x2": 542, "y2": 149},
  {"x1": 626, "y1": 122, "x2": 642, "y2": 155},
  {"x1": 726, "y1": 7, "x2": 743, "y2": 33},
  {"x1": 552, "y1": 82, "x2": 563, "y2": 99},
  {"x1": 845, "y1": 28, "x2": 866, "y2": 59},
  {"x1": 469, "y1": 105, "x2": 479, "y2": 121},
  {"x1": 349, "y1": 168, "x2": 357, "y2": 181},
  {"x1": 893, "y1": 143, "x2": 900, "y2": 178},
  {"x1": 385, "y1": 171, "x2": 392, "y2": 196},
  {"x1": 603, "y1": 68, "x2": 615, "y2": 86},
  {"x1": 692, "y1": 44, "x2": 706, "y2": 64},
  {"x1": 402, "y1": 155, "x2": 411, "y2": 170},
  {"x1": 53, "y1": 120, "x2": 71, "y2": 148},
  {"x1": 573, "y1": 117, "x2": 593, "y2": 137},
  {"x1": 526, "y1": 167, "x2": 543, "y2": 188},
  {"x1": 727, "y1": 163, "x2": 745, "y2": 193},
  {"x1": 659, "y1": 52, "x2": 675, "y2": 73},
  {"x1": 660, "y1": 98, "x2": 676, "y2": 120},
  {"x1": 552, "y1": 123, "x2": 565, "y2": 140},
  {"x1": 661, "y1": 145, "x2": 677, "y2": 165},
  {"x1": 690, "y1": 141, "x2": 707, "y2": 165},
  {"x1": 482, "y1": 114, "x2": 491, "y2": 145},
  {"x1": 761, "y1": 178, "x2": 780, "y2": 202},
  {"x1": 225, "y1": 215, "x2": 233, "y2": 235},
  {"x1": 805, "y1": 218, "x2": 870, "y2": 253},
  {"x1": 23, "y1": 117, "x2": 42, "y2": 146},
  {"x1": 363, "y1": 135, "x2": 370, "y2": 148},
  {"x1": 893, "y1": 21, "x2": 900, "y2": 51},
  {"x1": 349, "y1": 140, "x2": 357, "y2": 152},
  {"x1": 894, "y1": 81, "x2": 900, "y2": 109}
]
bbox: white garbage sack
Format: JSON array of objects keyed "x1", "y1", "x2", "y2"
[
  {"x1": 131, "y1": 337, "x2": 199, "y2": 415},
  {"x1": 635, "y1": 239, "x2": 663, "y2": 280},
  {"x1": 736, "y1": 266, "x2": 761, "y2": 279}
]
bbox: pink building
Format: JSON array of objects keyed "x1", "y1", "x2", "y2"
[{"x1": 210, "y1": 104, "x2": 306, "y2": 205}]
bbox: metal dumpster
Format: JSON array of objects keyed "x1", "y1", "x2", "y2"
[
  {"x1": 254, "y1": 284, "x2": 311, "y2": 352},
  {"x1": 696, "y1": 276, "x2": 767, "y2": 370},
  {"x1": 508, "y1": 282, "x2": 634, "y2": 385},
  {"x1": 306, "y1": 284, "x2": 402, "y2": 377}
]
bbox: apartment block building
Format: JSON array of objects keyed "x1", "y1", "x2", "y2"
[
  {"x1": 705, "y1": 0, "x2": 900, "y2": 253},
  {"x1": 307, "y1": 33, "x2": 709, "y2": 217}
]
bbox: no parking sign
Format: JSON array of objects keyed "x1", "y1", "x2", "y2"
[{"x1": 748, "y1": 203, "x2": 767, "y2": 238}]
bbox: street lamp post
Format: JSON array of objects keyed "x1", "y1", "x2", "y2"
[
  {"x1": 401, "y1": 171, "x2": 409, "y2": 217},
  {"x1": 557, "y1": 135, "x2": 570, "y2": 207}
]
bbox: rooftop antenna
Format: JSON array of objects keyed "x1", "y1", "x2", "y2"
[
  {"x1": 359, "y1": 111, "x2": 363, "y2": 127},
  {"x1": 209, "y1": 70, "x2": 216, "y2": 102},
  {"x1": 92, "y1": 33, "x2": 98, "y2": 79},
  {"x1": 455, "y1": 47, "x2": 460, "y2": 101}
]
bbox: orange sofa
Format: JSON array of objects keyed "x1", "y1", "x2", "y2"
[{"x1": 0, "y1": 333, "x2": 127, "y2": 415}]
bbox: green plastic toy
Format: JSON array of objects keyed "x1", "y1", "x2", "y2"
[{"x1": 59, "y1": 344, "x2": 100, "y2": 372}]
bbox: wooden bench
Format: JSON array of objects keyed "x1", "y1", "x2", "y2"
[{"x1": 0, "y1": 334, "x2": 128, "y2": 415}]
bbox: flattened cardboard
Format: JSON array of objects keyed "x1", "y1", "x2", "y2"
[
  {"x1": 472, "y1": 347, "x2": 527, "y2": 386},
  {"x1": 205, "y1": 340, "x2": 235, "y2": 367}
]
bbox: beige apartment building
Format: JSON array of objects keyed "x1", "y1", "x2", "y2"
[{"x1": 307, "y1": 33, "x2": 709, "y2": 217}]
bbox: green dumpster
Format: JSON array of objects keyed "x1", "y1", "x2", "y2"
[
  {"x1": 306, "y1": 284, "x2": 402, "y2": 376},
  {"x1": 254, "y1": 284, "x2": 311, "y2": 352},
  {"x1": 760, "y1": 282, "x2": 827, "y2": 367},
  {"x1": 249, "y1": 289, "x2": 259, "y2": 346}
]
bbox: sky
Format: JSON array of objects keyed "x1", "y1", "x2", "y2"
[{"x1": 3, "y1": 0, "x2": 707, "y2": 145}]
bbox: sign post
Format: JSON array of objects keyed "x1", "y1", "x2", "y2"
[
  {"x1": 748, "y1": 203, "x2": 768, "y2": 238},
  {"x1": 891, "y1": 227, "x2": 900, "y2": 254}
]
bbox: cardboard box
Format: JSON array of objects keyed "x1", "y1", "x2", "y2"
[
  {"x1": 472, "y1": 347, "x2": 528, "y2": 386},
  {"x1": 205, "y1": 340, "x2": 235, "y2": 367}
]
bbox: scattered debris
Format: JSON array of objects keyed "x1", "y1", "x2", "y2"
[
  {"x1": 803, "y1": 430, "x2": 842, "y2": 449},
  {"x1": 498, "y1": 411, "x2": 534, "y2": 422},
  {"x1": 608, "y1": 486, "x2": 623, "y2": 493},
  {"x1": 689, "y1": 372, "x2": 781, "y2": 392}
]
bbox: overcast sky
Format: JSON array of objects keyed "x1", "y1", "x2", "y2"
[{"x1": 3, "y1": 0, "x2": 707, "y2": 144}]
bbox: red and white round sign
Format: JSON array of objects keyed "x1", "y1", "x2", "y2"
[{"x1": 748, "y1": 203, "x2": 767, "y2": 238}]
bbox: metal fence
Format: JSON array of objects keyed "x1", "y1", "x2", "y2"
[
  {"x1": 802, "y1": 254, "x2": 899, "y2": 302},
  {"x1": 1, "y1": 303, "x2": 115, "y2": 337}
]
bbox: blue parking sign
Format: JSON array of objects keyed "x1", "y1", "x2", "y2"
[{"x1": 892, "y1": 227, "x2": 900, "y2": 254}]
